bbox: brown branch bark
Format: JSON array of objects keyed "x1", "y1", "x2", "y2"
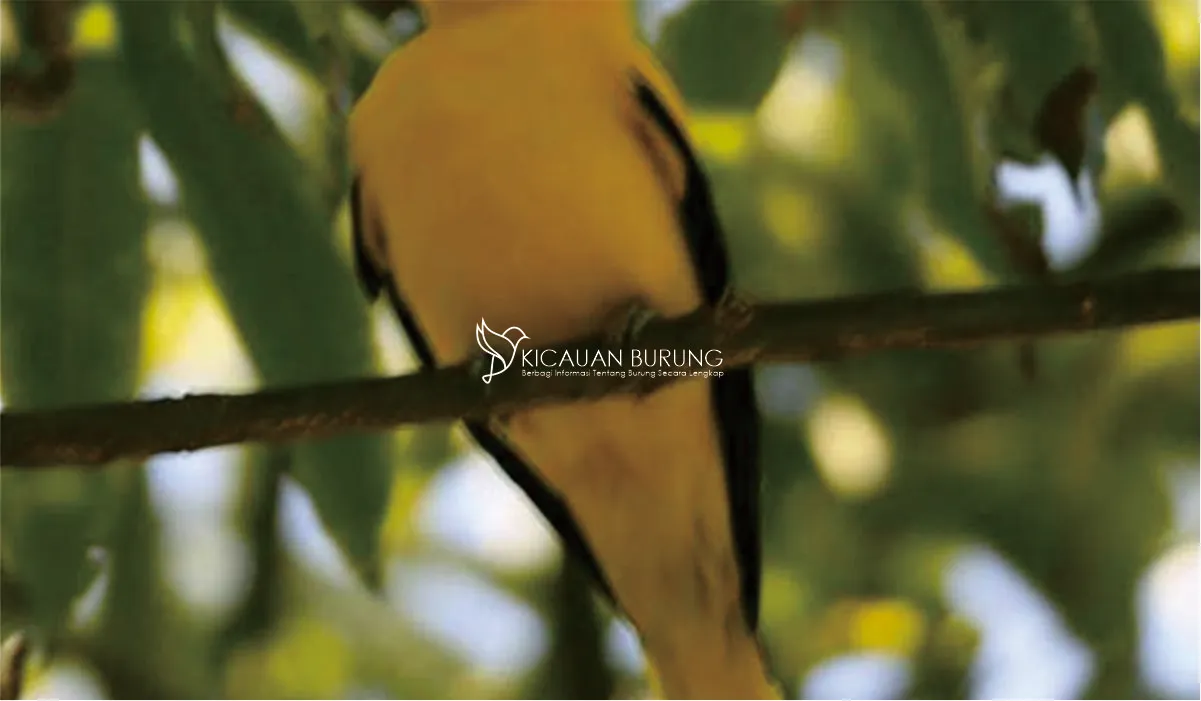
[
  {"x1": 1, "y1": 268, "x2": 1196, "y2": 469},
  {"x1": 0, "y1": 633, "x2": 27, "y2": 701},
  {"x1": 1, "y1": 0, "x2": 76, "y2": 120}
]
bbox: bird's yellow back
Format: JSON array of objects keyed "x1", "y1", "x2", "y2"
[
  {"x1": 352, "y1": 1, "x2": 699, "y2": 356},
  {"x1": 351, "y1": 3, "x2": 778, "y2": 697}
]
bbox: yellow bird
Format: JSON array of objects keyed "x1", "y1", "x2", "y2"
[{"x1": 350, "y1": 1, "x2": 777, "y2": 697}]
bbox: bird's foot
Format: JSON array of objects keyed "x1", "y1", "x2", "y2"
[
  {"x1": 603, "y1": 298, "x2": 659, "y2": 352},
  {"x1": 467, "y1": 351, "x2": 492, "y2": 385},
  {"x1": 715, "y1": 288, "x2": 757, "y2": 334},
  {"x1": 466, "y1": 350, "x2": 515, "y2": 433}
]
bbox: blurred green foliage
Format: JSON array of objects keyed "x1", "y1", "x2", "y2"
[
  {"x1": 116, "y1": 1, "x2": 394, "y2": 589},
  {"x1": 658, "y1": 0, "x2": 794, "y2": 110},
  {"x1": 1, "y1": 54, "x2": 146, "y2": 640},
  {"x1": 0, "y1": 0, "x2": 1197, "y2": 699}
]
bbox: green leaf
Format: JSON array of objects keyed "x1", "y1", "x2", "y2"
[
  {"x1": 96, "y1": 470, "x2": 210, "y2": 698},
  {"x1": 0, "y1": 57, "x2": 148, "y2": 637},
  {"x1": 829, "y1": 190, "x2": 925, "y2": 292},
  {"x1": 116, "y1": 2, "x2": 394, "y2": 588},
  {"x1": 840, "y1": 1, "x2": 1014, "y2": 278},
  {"x1": 839, "y1": 25, "x2": 921, "y2": 200},
  {"x1": 1086, "y1": 0, "x2": 1173, "y2": 114},
  {"x1": 657, "y1": 0, "x2": 794, "y2": 111},
  {"x1": 293, "y1": 1, "x2": 352, "y2": 213}
]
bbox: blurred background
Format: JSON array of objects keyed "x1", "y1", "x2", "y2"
[{"x1": 0, "y1": 0, "x2": 1197, "y2": 698}]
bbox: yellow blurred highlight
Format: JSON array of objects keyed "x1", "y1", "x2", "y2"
[
  {"x1": 761, "y1": 182, "x2": 824, "y2": 252},
  {"x1": 0, "y1": 3, "x2": 17, "y2": 58},
  {"x1": 1119, "y1": 322, "x2": 1200, "y2": 378},
  {"x1": 264, "y1": 618, "x2": 352, "y2": 699},
  {"x1": 921, "y1": 227, "x2": 988, "y2": 290},
  {"x1": 758, "y1": 51, "x2": 849, "y2": 166},
  {"x1": 73, "y1": 2, "x2": 117, "y2": 53},
  {"x1": 1101, "y1": 106, "x2": 1163, "y2": 192},
  {"x1": 141, "y1": 275, "x2": 214, "y2": 377},
  {"x1": 644, "y1": 663, "x2": 666, "y2": 701},
  {"x1": 689, "y1": 113, "x2": 754, "y2": 165},
  {"x1": 380, "y1": 468, "x2": 428, "y2": 555},
  {"x1": 140, "y1": 220, "x2": 259, "y2": 391},
  {"x1": 1150, "y1": 0, "x2": 1200, "y2": 81},
  {"x1": 760, "y1": 566, "x2": 809, "y2": 623},
  {"x1": 806, "y1": 393, "x2": 892, "y2": 500},
  {"x1": 850, "y1": 599, "x2": 926, "y2": 656},
  {"x1": 815, "y1": 599, "x2": 858, "y2": 652},
  {"x1": 10, "y1": 640, "x2": 47, "y2": 694}
]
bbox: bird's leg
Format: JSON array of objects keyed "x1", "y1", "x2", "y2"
[
  {"x1": 602, "y1": 297, "x2": 659, "y2": 352},
  {"x1": 715, "y1": 287, "x2": 757, "y2": 333},
  {"x1": 602, "y1": 299, "x2": 663, "y2": 398},
  {"x1": 466, "y1": 349, "x2": 515, "y2": 433},
  {"x1": 467, "y1": 350, "x2": 492, "y2": 385}
]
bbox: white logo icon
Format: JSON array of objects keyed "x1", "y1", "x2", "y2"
[{"x1": 475, "y1": 319, "x2": 530, "y2": 384}]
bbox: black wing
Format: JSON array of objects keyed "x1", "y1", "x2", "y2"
[
  {"x1": 632, "y1": 77, "x2": 764, "y2": 631},
  {"x1": 349, "y1": 177, "x2": 615, "y2": 602}
]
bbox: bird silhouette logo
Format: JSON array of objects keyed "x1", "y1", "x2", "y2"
[{"x1": 476, "y1": 319, "x2": 530, "y2": 384}]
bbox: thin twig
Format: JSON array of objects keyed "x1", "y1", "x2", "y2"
[
  {"x1": 0, "y1": 268, "x2": 1196, "y2": 469},
  {"x1": 0, "y1": 633, "x2": 27, "y2": 701}
]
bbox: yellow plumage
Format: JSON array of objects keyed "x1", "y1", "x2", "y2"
[{"x1": 351, "y1": 1, "x2": 777, "y2": 697}]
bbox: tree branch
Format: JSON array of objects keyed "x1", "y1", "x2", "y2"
[
  {"x1": 1, "y1": 268, "x2": 1196, "y2": 469},
  {"x1": 0, "y1": 633, "x2": 27, "y2": 701},
  {"x1": 1, "y1": 0, "x2": 76, "y2": 121}
]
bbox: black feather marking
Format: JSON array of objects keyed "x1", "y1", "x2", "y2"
[
  {"x1": 464, "y1": 423, "x2": 615, "y2": 602},
  {"x1": 632, "y1": 76, "x2": 764, "y2": 631},
  {"x1": 348, "y1": 174, "x2": 615, "y2": 604},
  {"x1": 632, "y1": 81, "x2": 728, "y2": 303},
  {"x1": 383, "y1": 284, "x2": 436, "y2": 367},
  {"x1": 350, "y1": 177, "x2": 386, "y2": 301},
  {"x1": 385, "y1": 288, "x2": 614, "y2": 602}
]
